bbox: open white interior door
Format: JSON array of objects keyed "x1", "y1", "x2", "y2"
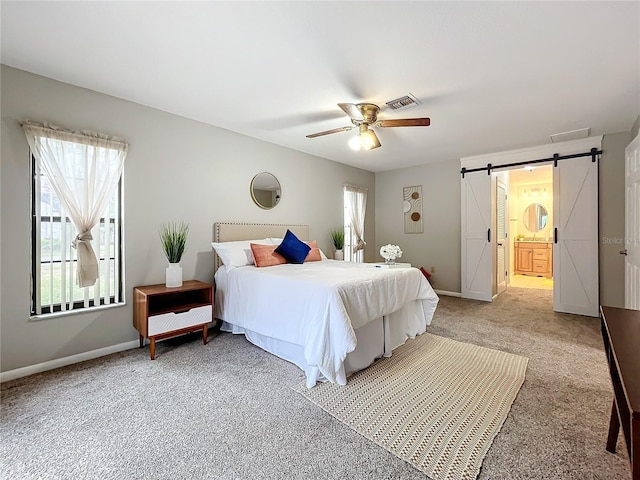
[
  {"x1": 553, "y1": 156, "x2": 599, "y2": 317},
  {"x1": 624, "y1": 134, "x2": 640, "y2": 310},
  {"x1": 496, "y1": 178, "x2": 508, "y2": 296},
  {"x1": 462, "y1": 172, "x2": 492, "y2": 301}
]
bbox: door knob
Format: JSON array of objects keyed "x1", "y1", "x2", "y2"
[{"x1": 619, "y1": 249, "x2": 628, "y2": 255}]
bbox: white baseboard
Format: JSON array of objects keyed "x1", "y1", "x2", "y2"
[
  {"x1": 1, "y1": 340, "x2": 139, "y2": 383},
  {"x1": 434, "y1": 289, "x2": 462, "y2": 297}
]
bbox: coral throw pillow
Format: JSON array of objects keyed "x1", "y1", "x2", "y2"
[
  {"x1": 250, "y1": 243, "x2": 287, "y2": 267},
  {"x1": 305, "y1": 240, "x2": 322, "y2": 262}
]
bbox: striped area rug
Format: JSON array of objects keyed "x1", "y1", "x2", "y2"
[{"x1": 293, "y1": 333, "x2": 528, "y2": 480}]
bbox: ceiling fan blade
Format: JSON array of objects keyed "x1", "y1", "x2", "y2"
[
  {"x1": 377, "y1": 118, "x2": 431, "y2": 128},
  {"x1": 338, "y1": 103, "x2": 364, "y2": 120},
  {"x1": 305, "y1": 126, "x2": 354, "y2": 138}
]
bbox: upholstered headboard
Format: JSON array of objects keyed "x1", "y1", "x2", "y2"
[{"x1": 212, "y1": 222, "x2": 309, "y2": 271}]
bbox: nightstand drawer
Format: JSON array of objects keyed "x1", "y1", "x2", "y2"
[{"x1": 148, "y1": 305, "x2": 212, "y2": 336}]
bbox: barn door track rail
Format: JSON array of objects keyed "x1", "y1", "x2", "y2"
[{"x1": 460, "y1": 147, "x2": 602, "y2": 178}]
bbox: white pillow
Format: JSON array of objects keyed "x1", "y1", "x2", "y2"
[{"x1": 211, "y1": 239, "x2": 272, "y2": 269}]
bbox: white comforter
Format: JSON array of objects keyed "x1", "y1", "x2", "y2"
[{"x1": 215, "y1": 260, "x2": 439, "y2": 385}]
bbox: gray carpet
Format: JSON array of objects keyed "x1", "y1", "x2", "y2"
[{"x1": 0, "y1": 287, "x2": 630, "y2": 479}]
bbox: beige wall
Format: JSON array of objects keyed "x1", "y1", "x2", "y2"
[
  {"x1": 0, "y1": 66, "x2": 376, "y2": 373},
  {"x1": 375, "y1": 159, "x2": 461, "y2": 293}
]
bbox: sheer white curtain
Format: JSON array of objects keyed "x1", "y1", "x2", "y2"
[
  {"x1": 23, "y1": 121, "x2": 128, "y2": 287},
  {"x1": 344, "y1": 184, "x2": 367, "y2": 254}
]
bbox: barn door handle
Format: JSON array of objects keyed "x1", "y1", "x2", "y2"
[
  {"x1": 487, "y1": 228, "x2": 491, "y2": 242},
  {"x1": 554, "y1": 227, "x2": 558, "y2": 244},
  {"x1": 619, "y1": 249, "x2": 628, "y2": 255}
]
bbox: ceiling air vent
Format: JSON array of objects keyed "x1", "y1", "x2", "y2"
[
  {"x1": 549, "y1": 127, "x2": 591, "y2": 143},
  {"x1": 385, "y1": 93, "x2": 421, "y2": 111}
]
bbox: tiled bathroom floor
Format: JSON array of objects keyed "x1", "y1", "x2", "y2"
[{"x1": 510, "y1": 274, "x2": 553, "y2": 290}]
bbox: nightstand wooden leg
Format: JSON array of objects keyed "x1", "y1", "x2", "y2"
[
  {"x1": 203, "y1": 324, "x2": 208, "y2": 345},
  {"x1": 139, "y1": 334, "x2": 144, "y2": 348},
  {"x1": 150, "y1": 337, "x2": 156, "y2": 360}
]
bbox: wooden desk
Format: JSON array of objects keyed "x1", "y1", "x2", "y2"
[{"x1": 600, "y1": 306, "x2": 640, "y2": 480}]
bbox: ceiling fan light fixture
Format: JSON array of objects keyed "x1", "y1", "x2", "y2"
[
  {"x1": 348, "y1": 126, "x2": 381, "y2": 151},
  {"x1": 360, "y1": 129, "x2": 378, "y2": 150},
  {"x1": 348, "y1": 135, "x2": 362, "y2": 151},
  {"x1": 307, "y1": 100, "x2": 428, "y2": 150}
]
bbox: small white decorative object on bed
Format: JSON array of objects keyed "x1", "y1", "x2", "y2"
[{"x1": 212, "y1": 222, "x2": 439, "y2": 388}]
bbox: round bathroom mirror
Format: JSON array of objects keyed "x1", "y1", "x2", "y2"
[
  {"x1": 523, "y1": 203, "x2": 548, "y2": 232},
  {"x1": 250, "y1": 172, "x2": 281, "y2": 209}
]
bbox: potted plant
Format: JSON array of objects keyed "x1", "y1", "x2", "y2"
[
  {"x1": 159, "y1": 221, "x2": 189, "y2": 287},
  {"x1": 330, "y1": 228, "x2": 345, "y2": 260}
]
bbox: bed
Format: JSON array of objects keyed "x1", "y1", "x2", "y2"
[{"x1": 212, "y1": 222, "x2": 439, "y2": 388}]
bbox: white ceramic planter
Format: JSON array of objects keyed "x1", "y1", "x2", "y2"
[{"x1": 165, "y1": 263, "x2": 183, "y2": 288}]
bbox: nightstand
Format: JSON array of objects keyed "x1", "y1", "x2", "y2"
[
  {"x1": 370, "y1": 262, "x2": 412, "y2": 269},
  {"x1": 133, "y1": 280, "x2": 213, "y2": 359}
]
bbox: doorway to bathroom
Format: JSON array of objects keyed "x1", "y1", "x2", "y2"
[{"x1": 501, "y1": 165, "x2": 554, "y2": 295}]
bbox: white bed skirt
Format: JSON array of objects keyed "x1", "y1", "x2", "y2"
[{"x1": 220, "y1": 298, "x2": 428, "y2": 388}]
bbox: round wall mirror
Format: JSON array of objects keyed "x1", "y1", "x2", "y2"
[
  {"x1": 250, "y1": 172, "x2": 281, "y2": 209},
  {"x1": 523, "y1": 203, "x2": 548, "y2": 232}
]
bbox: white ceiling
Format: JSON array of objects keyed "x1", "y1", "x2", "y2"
[{"x1": 2, "y1": 1, "x2": 639, "y2": 172}]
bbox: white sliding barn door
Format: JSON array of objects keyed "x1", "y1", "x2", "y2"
[
  {"x1": 553, "y1": 157, "x2": 599, "y2": 317},
  {"x1": 462, "y1": 173, "x2": 492, "y2": 301},
  {"x1": 625, "y1": 134, "x2": 640, "y2": 310}
]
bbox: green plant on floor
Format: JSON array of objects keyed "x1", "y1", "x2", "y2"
[
  {"x1": 159, "y1": 222, "x2": 189, "y2": 263},
  {"x1": 330, "y1": 228, "x2": 345, "y2": 250}
]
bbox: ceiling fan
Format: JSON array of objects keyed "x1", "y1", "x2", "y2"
[{"x1": 306, "y1": 103, "x2": 430, "y2": 150}]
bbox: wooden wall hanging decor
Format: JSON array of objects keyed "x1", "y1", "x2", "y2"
[{"x1": 403, "y1": 185, "x2": 423, "y2": 234}]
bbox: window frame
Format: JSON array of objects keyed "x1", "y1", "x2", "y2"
[{"x1": 30, "y1": 153, "x2": 125, "y2": 317}]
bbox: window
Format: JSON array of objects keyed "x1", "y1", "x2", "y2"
[
  {"x1": 343, "y1": 185, "x2": 367, "y2": 263},
  {"x1": 343, "y1": 222, "x2": 363, "y2": 262},
  {"x1": 24, "y1": 121, "x2": 127, "y2": 316},
  {"x1": 31, "y1": 155, "x2": 124, "y2": 315},
  {"x1": 344, "y1": 192, "x2": 363, "y2": 262}
]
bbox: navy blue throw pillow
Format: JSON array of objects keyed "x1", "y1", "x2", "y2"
[{"x1": 275, "y1": 229, "x2": 311, "y2": 264}]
